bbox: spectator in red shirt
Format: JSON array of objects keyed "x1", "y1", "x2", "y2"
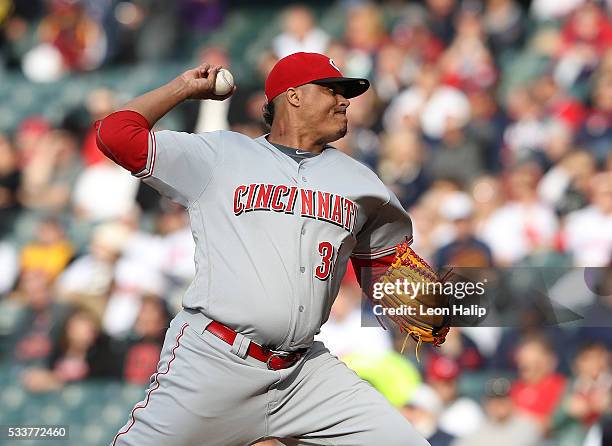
[
  {"x1": 510, "y1": 334, "x2": 567, "y2": 430},
  {"x1": 560, "y1": 2, "x2": 612, "y2": 60}
]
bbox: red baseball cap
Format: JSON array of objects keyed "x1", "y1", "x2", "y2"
[
  {"x1": 426, "y1": 355, "x2": 460, "y2": 381},
  {"x1": 265, "y1": 52, "x2": 370, "y2": 102}
]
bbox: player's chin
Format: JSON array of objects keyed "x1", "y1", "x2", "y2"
[
  {"x1": 327, "y1": 125, "x2": 347, "y2": 143},
  {"x1": 333, "y1": 117, "x2": 348, "y2": 138},
  {"x1": 322, "y1": 116, "x2": 348, "y2": 143}
]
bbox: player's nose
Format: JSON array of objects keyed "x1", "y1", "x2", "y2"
[{"x1": 336, "y1": 94, "x2": 349, "y2": 109}]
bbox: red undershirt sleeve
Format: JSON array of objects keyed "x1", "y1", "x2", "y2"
[
  {"x1": 350, "y1": 252, "x2": 397, "y2": 289},
  {"x1": 95, "y1": 110, "x2": 152, "y2": 174}
]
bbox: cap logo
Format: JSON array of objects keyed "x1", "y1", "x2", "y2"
[{"x1": 329, "y1": 58, "x2": 341, "y2": 73}]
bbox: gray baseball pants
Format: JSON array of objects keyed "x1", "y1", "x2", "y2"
[{"x1": 110, "y1": 309, "x2": 429, "y2": 446}]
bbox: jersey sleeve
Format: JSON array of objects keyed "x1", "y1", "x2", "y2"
[
  {"x1": 351, "y1": 188, "x2": 413, "y2": 262},
  {"x1": 140, "y1": 129, "x2": 222, "y2": 206},
  {"x1": 96, "y1": 110, "x2": 222, "y2": 207},
  {"x1": 349, "y1": 189, "x2": 413, "y2": 292}
]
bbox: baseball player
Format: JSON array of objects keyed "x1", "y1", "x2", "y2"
[{"x1": 97, "y1": 52, "x2": 429, "y2": 446}]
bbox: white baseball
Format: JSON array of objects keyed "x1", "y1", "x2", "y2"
[{"x1": 214, "y1": 68, "x2": 234, "y2": 96}]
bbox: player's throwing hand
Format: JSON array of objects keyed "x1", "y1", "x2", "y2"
[{"x1": 178, "y1": 63, "x2": 236, "y2": 101}]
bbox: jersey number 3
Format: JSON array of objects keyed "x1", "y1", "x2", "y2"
[{"x1": 315, "y1": 241, "x2": 335, "y2": 281}]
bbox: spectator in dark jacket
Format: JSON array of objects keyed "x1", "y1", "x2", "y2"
[{"x1": 21, "y1": 306, "x2": 122, "y2": 392}]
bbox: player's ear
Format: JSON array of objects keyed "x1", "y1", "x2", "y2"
[{"x1": 285, "y1": 88, "x2": 300, "y2": 107}]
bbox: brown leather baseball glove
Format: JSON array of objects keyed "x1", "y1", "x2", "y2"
[{"x1": 375, "y1": 240, "x2": 452, "y2": 354}]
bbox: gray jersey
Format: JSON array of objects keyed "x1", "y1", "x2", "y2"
[{"x1": 134, "y1": 130, "x2": 412, "y2": 351}]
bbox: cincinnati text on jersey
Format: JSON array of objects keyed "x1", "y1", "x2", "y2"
[{"x1": 233, "y1": 184, "x2": 358, "y2": 234}]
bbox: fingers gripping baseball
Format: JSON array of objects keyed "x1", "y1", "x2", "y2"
[{"x1": 179, "y1": 63, "x2": 236, "y2": 101}]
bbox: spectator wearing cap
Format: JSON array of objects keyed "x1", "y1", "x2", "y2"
[
  {"x1": 430, "y1": 201, "x2": 499, "y2": 359},
  {"x1": 434, "y1": 191, "x2": 493, "y2": 269},
  {"x1": 426, "y1": 355, "x2": 484, "y2": 438},
  {"x1": 510, "y1": 334, "x2": 567, "y2": 430},
  {"x1": 453, "y1": 378, "x2": 541, "y2": 446},
  {"x1": 402, "y1": 384, "x2": 456, "y2": 446},
  {"x1": 422, "y1": 189, "x2": 502, "y2": 359}
]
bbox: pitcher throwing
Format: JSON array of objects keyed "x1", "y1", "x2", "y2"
[{"x1": 97, "y1": 52, "x2": 431, "y2": 446}]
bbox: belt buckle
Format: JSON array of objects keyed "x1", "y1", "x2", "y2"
[{"x1": 266, "y1": 350, "x2": 293, "y2": 370}]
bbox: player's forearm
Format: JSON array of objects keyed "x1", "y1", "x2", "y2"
[{"x1": 122, "y1": 77, "x2": 190, "y2": 127}]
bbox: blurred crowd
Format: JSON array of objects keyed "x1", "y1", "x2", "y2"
[
  {"x1": 0, "y1": 0, "x2": 226, "y2": 81},
  {"x1": 0, "y1": 0, "x2": 611, "y2": 445}
]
